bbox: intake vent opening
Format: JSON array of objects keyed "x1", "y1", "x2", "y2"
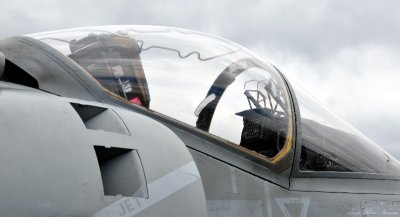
[
  {"x1": 71, "y1": 103, "x2": 130, "y2": 136},
  {"x1": 94, "y1": 146, "x2": 148, "y2": 198},
  {"x1": 0, "y1": 59, "x2": 39, "y2": 89}
]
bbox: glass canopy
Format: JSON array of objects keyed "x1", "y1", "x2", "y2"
[{"x1": 29, "y1": 26, "x2": 400, "y2": 175}]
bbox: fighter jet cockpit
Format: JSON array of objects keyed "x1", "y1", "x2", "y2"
[
  {"x1": 4, "y1": 25, "x2": 400, "y2": 217},
  {"x1": 30, "y1": 26, "x2": 400, "y2": 177},
  {"x1": 31, "y1": 26, "x2": 294, "y2": 170}
]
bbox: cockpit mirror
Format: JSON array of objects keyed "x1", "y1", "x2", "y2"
[{"x1": 0, "y1": 51, "x2": 5, "y2": 78}]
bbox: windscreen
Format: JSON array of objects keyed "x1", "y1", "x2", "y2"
[{"x1": 295, "y1": 83, "x2": 400, "y2": 174}]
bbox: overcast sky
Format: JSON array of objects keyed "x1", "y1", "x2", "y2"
[{"x1": 1, "y1": 0, "x2": 400, "y2": 159}]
